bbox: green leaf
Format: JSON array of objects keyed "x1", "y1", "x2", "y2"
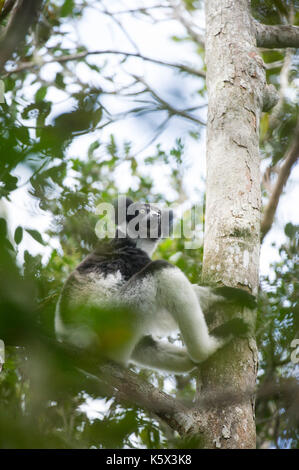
[
  {"x1": 4, "y1": 174, "x2": 18, "y2": 192},
  {"x1": 14, "y1": 226, "x2": 23, "y2": 245},
  {"x1": 54, "y1": 72, "x2": 65, "y2": 89},
  {"x1": 88, "y1": 140, "x2": 100, "y2": 159},
  {"x1": 35, "y1": 86, "x2": 47, "y2": 103},
  {"x1": 61, "y1": 0, "x2": 74, "y2": 17},
  {"x1": 285, "y1": 222, "x2": 296, "y2": 239},
  {"x1": 15, "y1": 126, "x2": 30, "y2": 145},
  {"x1": 25, "y1": 228, "x2": 46, "y2": 246}
]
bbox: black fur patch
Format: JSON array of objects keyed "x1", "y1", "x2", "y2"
[
  {"x1": 120, "y1": 259, "x2": 174, "y2": 291},
  {"x1": 140, "y1": 259, "x2": 174, "y2": 275},
  {"x1": 127, "y1": 259, "x2": 173, "y2": 280},
  {"x1": 77, "y1": 237, "x2": 151, "y2": 282},
  {"x1": 211, "y1": 318, "x2": 250, "y2": 339},
  {"x1": 135, "y1": 335, "x2": 157, "y2": 349}
]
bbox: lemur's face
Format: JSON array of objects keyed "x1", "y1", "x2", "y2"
[{"x1": 116, "y1": 197, "x2": 173, "y2": 240}]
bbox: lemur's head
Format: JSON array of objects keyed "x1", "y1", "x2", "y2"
[{"x1": 114, "y1": 196, "x2": 173, "y2": 254}]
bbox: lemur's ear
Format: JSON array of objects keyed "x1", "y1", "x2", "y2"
[{"x1": 113, "y1": 196, "x2": 134, "y2": 226}]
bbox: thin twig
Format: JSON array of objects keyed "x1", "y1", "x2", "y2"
[
  {"x1": 3, "y1": 49, "x2": 206, "y2": 78},
  {"x1": 170, "y1": 0, "x2": 205, "y2": 48},
  {"x1": 105, "y1": 5, "x2": 171, "y2": 16},
  {"x1": 134, "y1": 74, "x2": 206, "y2": 126}
]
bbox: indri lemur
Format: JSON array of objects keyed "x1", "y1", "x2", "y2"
[{"x1": 55, "y1": 197, "x2": 255, "y2": 373}]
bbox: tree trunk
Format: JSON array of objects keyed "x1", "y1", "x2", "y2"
[
  {"x1": 0, "y1": 0, "x2": 43, "y2": 73},
  {"x1": 199, "y1": 0, "x2": 267, "y2": 448}
]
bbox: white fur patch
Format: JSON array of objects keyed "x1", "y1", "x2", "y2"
[
  {"x1": 68, "y1": 270, "x2": 123, "y2": 309},
  {"x1": 56, "y1": 258, "x2": 228, "y2": 367},
  {"x1": 55, "y1": 270, "x2": 124, "y2": 343},
  {"x1": 136, "y1": 238, "x2": 159, "y2": 256}
]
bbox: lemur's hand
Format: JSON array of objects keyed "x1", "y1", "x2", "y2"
[
  {"x1": 210, "y1": 318, "x2": 250, "y2": 340},
  {"x1": 213, "y1": 286, "x2": 257, "y2": 310}
]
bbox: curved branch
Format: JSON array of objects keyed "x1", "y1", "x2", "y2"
[
  {"x1": 255, "y1": 20, "x2": 299, "y2": 49},
  {"x1": 89, "y1": 363, "x2": 256, "y2": 438},
  {"x1": 170, "y1": 0, "x2": 205, "y2": 48},
  {"x1": 133, "y1": 74, "x2": 206, "y2": 126},
  {"x1": 98, "y1": 362, "x2": 199, "y2": 436},
  {"x1": 261, "y1": 119, "x2": 299, "y2": 240}
]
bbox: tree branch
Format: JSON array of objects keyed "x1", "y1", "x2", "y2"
[
  {"x1": 255, "y1": 20, "x2": 299, "y2": 49},
  {"x1": 34, "y1": 336, "x2": 201, "y2": 438},
  {"x1": 261, "y1": 119, "x2": 299, "y2": 240},
  {"x1": 4, "y1": 49, "x2": 205, "y2": 78},
  {"x1": 87, "y1": 362, "x2": 257, "y2": 438},
  {"x1": 0, "y1": 0, "x2": 15, "y2": 20},
  {"x1": 0, "y1": 0, "x2": 43, "y2": 74},
  {"x1": 133, "y1": 74, "x2": 206, "y2": 126},
  {"x1": 170, "y1": 0, "x2": 205, "y2": 48},
  {"x1": 98, "y1": 362, "x2": 200, "y2": 436}
]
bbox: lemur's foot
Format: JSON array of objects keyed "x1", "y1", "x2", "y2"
[
  {"x1": 211, "y1": 318, "x2": 250, "y2": 339},
  {"x1": 213, "y1": 286, "x2": 257, "y2": 310}
]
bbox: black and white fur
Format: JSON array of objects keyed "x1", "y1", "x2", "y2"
[{"x1": 55, "y1": 197, "x2": 255, "y2": 374}]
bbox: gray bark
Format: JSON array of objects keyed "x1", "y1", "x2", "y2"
[
  {"x1": 99, "y1": 363, "x2": 200, "y2": 436},
  {"x1": 255, "y1": 21, "x2": 299, "y2": 49},
  {"x1": 200, "y1": 0, "x2": 271, "y2": 448}
]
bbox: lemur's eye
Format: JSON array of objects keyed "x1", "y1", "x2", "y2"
[{"x1": 139, "y1": 209, "x2": 146, "y2": 214}]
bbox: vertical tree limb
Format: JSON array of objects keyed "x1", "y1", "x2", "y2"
[
  {"x1": 200, "y1": 0, "x2": 270, "y2": 448},
  {"x1": 0, "y1": 0, "x2": 43, "y2": 74}
]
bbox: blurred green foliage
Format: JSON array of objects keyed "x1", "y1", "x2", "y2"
[
  {"x1": 256, "y1": 224, "x2": 299, "y2": 448},
  {"x1": 251, "y1": 0, "x2": 299, "y2": 25},
  {"x1": 0, "y1": 0, "x2": 298, "y2": 449}
]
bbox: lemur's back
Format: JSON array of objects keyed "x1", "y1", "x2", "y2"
[
  {"x1": 77, "y1": 237, "x2": 151, "y2": 282},
  {"x1": 55, "y1": 237, "x2": 151, "y2": 339}
]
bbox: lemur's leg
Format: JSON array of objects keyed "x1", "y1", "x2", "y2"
[
  {"x1": 131, "y1": 336, "x2": 196, "y2": 373},
  {"x1": 120, "y1": 260, "x2": 246, "y2": 364}
]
